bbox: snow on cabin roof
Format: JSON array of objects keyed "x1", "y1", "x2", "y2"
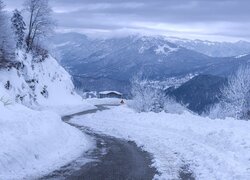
[{"x1": 99, "y1": 91, "x2": 122, "y2": 95}]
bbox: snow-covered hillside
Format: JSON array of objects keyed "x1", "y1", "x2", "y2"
[
  {"x1": 71, "y1": 105, "x2": 250, "y2": 180},
  {"x1": 167, "y1": 37, "x2": 250, "y2": 57},
  {"x1": 0, "y1": 51, "x2": 94, "y2": 179},
  {"x1": 0, "y1": 50, "x2": 82, "y2": 107}
]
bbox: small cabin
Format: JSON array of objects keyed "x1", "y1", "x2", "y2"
[{"x1": 98, "y1": 91, "x2": 122, "y2": 99}]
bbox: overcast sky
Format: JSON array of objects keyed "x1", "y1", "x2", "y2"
[{"x1": 4, "y1": 0, "x2": 250, "y2": 42}]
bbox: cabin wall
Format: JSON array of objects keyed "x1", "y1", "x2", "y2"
[{"x1": 99, "y1": 93, "x2": 122, "y2": 99}]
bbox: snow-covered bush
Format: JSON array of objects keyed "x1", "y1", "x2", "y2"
[
  {"x1": 210, "y1": 66, "x2": 250, "y2": 120},
  {"x1": 130, "y1": 78, "x2": 164, "y2": 112},
  {"x1": 32, "y1": 44, "x2": 49, "y2": 62},
  {"x1": 0, "y1": 96, "x2": 12, "y2": 106},
  {"x1": 130, "y1": 75, "x2": 185, "y2": 114}
]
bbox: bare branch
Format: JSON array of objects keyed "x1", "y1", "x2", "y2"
[{"x1": 24, "y1": 0, "x2": 55, "y2": 52}]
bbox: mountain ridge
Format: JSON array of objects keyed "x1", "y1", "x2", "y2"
[{"x1": 52, "y1": 33, "x2": 250, "y2": 93}]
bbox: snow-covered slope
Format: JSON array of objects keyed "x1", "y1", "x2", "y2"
[
  {"x1": 0, "y1": 51, "x2": 94, "y2": 179},
  {"x1": 0, "y1": 50, "x2": 82, "y2": 107}
]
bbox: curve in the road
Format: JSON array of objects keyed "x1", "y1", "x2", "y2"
[{"x1": 41, "y1": 104, "x2": 158, "y2": 180}]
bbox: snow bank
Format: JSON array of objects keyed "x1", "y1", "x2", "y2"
[
  {"x1": 0, "y1": 103, "x2": 93, "y2": 180},
  {"x1": 71, "y1": 105, "x2": 250, "y2": 180},
  {"x1": 85, "y1": 98, "x2": 122, "y2": 105}
]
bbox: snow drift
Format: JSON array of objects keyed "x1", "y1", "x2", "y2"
[
  {"x1": 71, "y1": 105, "x2": 250, "y2": 180},
  {"x1": 0, "y1": 102, "x2": 92, "y2": 180}
]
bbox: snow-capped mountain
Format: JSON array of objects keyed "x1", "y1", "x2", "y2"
[
  {"x1": 52, "y1": 33, "x2": 250, "y2": 93},
  {"x1": 166, "y1": 37, "x2": 250, "y2": 57}
]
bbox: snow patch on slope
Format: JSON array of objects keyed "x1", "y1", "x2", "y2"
[
  {"x1": 235, "y1": 54, "x2": 248, "y2": 59},
  {"x1": 155, "y1": 44, "x2": 179, "y2": 55}
]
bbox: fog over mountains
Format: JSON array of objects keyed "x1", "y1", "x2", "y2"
[{"x1": 52, "y1": 33, "x2": 250, "y2": 93}]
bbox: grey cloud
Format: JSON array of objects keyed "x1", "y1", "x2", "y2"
[{"x1": 4, "y1": 0, "x2": 250, "y2": 41}]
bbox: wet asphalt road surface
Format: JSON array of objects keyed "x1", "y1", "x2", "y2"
[
  {"x1": 41, "y1": 105, "x2": 157, "y2": 180},
  {"x1": 41, "y1": 104, "x2": 195, "y2": 180}
]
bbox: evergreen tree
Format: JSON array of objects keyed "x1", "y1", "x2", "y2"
[
  {"x1": 0, "y1": 0, "x2": 15, "y2": 67},
  {"x1": 0, "y1": 0, "x2": 6, "y2": 65},
  {"x1": 11, "y1": 9, "x2": 26, "y2": 49}
]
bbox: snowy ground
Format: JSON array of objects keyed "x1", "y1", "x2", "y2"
[
  {"x1": 85, "y1": 98, "x2": 123, "y2": 106},
  {"x1": 43, "y1": 98, "x2": 120, "y2": 117},
  {"x1": 0, "y1": 102, "x2": 94, "y2": 180},
  {"x1": 40, "y1": 100, "x2": 96, "y2": 117},
  {"x1": 71, "y1": 104, "x2": 250, "y2": 180}
]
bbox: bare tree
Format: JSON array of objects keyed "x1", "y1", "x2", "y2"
[
  {"x1": 130, "y1": 75, "x2": 186, "y2": 113},
  {"x1": 130, "y1": 75, "x2": 163, "y2": 112},
  {"x1": 24, "y1": 0, "x2": 54, "y2": 52},
  {"x1": 210, "y1": 66, "x2": 250, "y2": 119}
]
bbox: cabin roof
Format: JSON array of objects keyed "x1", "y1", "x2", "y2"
[{"x1": 99, "y1": 91, "x2": 122, "y2": 95}]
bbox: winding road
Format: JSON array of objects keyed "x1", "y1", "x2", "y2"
[
  {"x1": 41, "y1": 104, "x2": 195, "y2": 180},
  {"x1": 41, "y1": 105, "x2": 157, "y2": 180}
]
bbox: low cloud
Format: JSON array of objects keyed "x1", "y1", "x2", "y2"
[{"x1": 4, "y1": 0, "x2": 250, "y2": 41}]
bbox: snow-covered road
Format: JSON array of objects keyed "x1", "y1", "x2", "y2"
[
  {"x1": 71, "y1": 104, "x2": 250, "y2": 180},
  {"x1": 4, "y1": 98, "x2": 249, "y2": 180},
  {"x1": 42, "y1": 104, "x2": 157, "y2": 180}
]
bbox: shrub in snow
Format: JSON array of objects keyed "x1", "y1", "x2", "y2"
[
  {"x1": 41, "y1": 85, "x2": 48, "y2": 98},
  {"x1": 210, "y1": 66, "x2": 250, "y2": 120},
  {"x1": 32, "y1": 44, "x2": 49, "y2": 62},
  {"x1": 4, "y1": 80, "x2": 10, "y2": 90},
  {"x1": 130, "y1": 75, "x2": 185, "y2": 114}
]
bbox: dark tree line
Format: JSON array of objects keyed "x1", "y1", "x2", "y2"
[{"x1": 0, "y1": 0, "x2": 54, "y2": 68}]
